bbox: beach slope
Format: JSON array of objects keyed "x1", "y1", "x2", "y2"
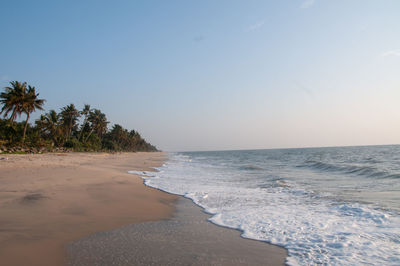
[{"x1": 0, "y1": 152, "x2": 176, "y2": 266}]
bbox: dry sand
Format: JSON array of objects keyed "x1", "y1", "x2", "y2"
[{"x1": 0, "y1": 152, "x2": 177, "y2": 266}]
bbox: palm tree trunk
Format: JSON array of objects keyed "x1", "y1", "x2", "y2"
[
  {"x1": 78, "y1": 118, "x2": 87, "y2": 141},
  {"x1": 85, "y1": 129, "x2": 94, "y2": 143},
  {"x1": 10, "y1": 108, "x2": 17, "y2": 122},
  {"x1": 22, "y1": 113, "x2": 30, "y2": 143},
  {"x1": 69, "y1": 120, "x2": 72, "y2": 140}
]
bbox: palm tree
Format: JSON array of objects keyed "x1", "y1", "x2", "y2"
[
  {"x1": 78, "y1": 104, "x2": 91, "y2": 141},
  {"x1": 0, "y1": 81, "x2": 45, "y2": 143},
  {"x1": 85, "y1": 109, "x2": 108, "y2": 142},
  {"x1": 36, "y1": 110, "x2": 62, "y2": 146},
  {"x1": 60, "y1": 104, "x2": 80, "y2": 140},
  {"x1": 21, "y1": 85, "x2": 45, "y2": 142},
  {"x1": 0, "y1": 81, "x2": 27, "y2": 122}
]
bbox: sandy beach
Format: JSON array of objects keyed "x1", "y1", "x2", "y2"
[
  {"x1": 0, "y1": 152, "x2": 177, "y2": 266},
  {"x1": 0, "y1": 152, "x2": 287, "y2": 266}
]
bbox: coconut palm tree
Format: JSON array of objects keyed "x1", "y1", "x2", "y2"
[
  {"x1": 0, "y1": 81, "x2": 45, "y2": 143},
  {"x1": 60, "y1": 104, "x2": 80, "y2": 140},
  {"x1": 0, "y1": 81, "x2": 27, "y2": 122},
  {"x1": 85, "y1": 109, "x2": 108, "y2": 142},
  {"x1": 21, "y1": 85, "x2": 45, "y2": 142},
  {"x1": 78, "y1": 104, "x2": 91, "y2": 141},
  {"x1": 36, "y1": 110, "x2": 62, "y2": 146}
]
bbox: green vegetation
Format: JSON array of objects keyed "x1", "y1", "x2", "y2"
[{"x1": 0, "y1": 81, "x2": 158, "y2": 153}]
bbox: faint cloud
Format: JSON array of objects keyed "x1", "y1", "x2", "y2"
[
  {"x1": 301, "y1": 0, "x2": 316, "y2": 9},
  {"x1": 193, "y1": 35, "x2": 205, "y2": 43},
  {"x1": 0, "y1": 75, "x2": 8, "y2": 81},
  {"x1": 245, "y1": 21, "x2": 265, "y2": 32},
  {"x1": 381, "y1": 49, "x2": 400, "y2": 57},
  {"x1": 359, "y1": 24, "x2": 368, "y2": 33},
  {"x1": 294, "y1": 81, "x2": 315, "y2": 100}
]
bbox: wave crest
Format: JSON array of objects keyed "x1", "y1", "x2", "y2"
[{"x1": 298, "y1": 160, "x2": 400, "y2": 179}]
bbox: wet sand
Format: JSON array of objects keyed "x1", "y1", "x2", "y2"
[
  {"x1": 67, "y1": 197, "x2": 288, "y2": 265},
  {"x1": 0, "y1": 152, "x2": 177, "y2": 266}
]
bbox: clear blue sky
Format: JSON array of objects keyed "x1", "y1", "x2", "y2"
[{"x1": 1, "y1": 0, "x2": 399, "y2": 151}]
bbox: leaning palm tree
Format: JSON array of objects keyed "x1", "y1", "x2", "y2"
[
  {"x1": 0, "y1": 81, "x2": 27, "y2": 122},
  {"x1": 85, "y1": 109, "x2": 108, "y2": 142},
  {"x1": 60, "y1": 104, "x2": 80, "y2": 140},
  {"x1": 21, "y1": 85, "x2": 45, "y2": 142}
]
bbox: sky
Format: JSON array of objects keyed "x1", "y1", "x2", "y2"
[{"x1": 0, "y1": 0, "x2": 399, "y2": 151}]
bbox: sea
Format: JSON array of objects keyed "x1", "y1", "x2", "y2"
[{"x1": 130, "y1": 145, "x2": 400, "y2": 265}]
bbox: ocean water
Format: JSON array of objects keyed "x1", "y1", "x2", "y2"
[{"x1": 130, "y1": 145, "x2": 400, "y2": 265}]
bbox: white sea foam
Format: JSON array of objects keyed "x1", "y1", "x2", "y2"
[{"x1": 129, "y1": 152, "x2": 400, "y2": 265}]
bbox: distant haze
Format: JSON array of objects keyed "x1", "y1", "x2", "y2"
[{"x1": 1, "y1": 1, "x2": 399, "y2": 151}]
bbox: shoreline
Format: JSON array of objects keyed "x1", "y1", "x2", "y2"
[
  {"x1": 0, "y1": 152, "x2": 177, "y2": 266},
  {"x1": 139, "y1": 172, "x2": 289, "y2": 254},
  {"x1": 136, "y1": 164, "x2": 289, "y2": 265}
]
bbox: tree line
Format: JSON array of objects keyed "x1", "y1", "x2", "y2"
[{"x1": 0, "y1": 81, "x2": 157, "y2": 152}]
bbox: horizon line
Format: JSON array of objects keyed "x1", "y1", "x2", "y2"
[{"x1": 167, "y1": 143, "x2": 400, "y2": 153}]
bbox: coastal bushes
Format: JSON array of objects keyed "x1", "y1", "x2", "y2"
[{"x1": 0, "y1": 81, "x2": 157, "y2": 153}]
